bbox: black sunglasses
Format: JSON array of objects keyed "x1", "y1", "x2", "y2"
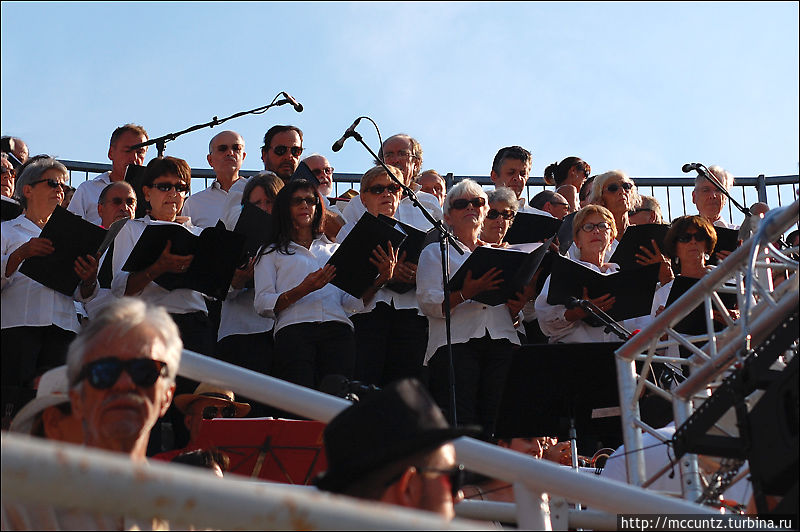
[
  {"x1": 486, "y1": 208, "x2": 515, "y2": 220},
  {"x1": 290, "y1": 195, "x2": 318, "y2": 207},
  {"x1": 107, "y1": 197, "x2": 136, "y2": 207},
  {"x1": 366, "y1": 183, "x2": 402, "y2": 195},
  {"x1": 450, "y1": 197, "x2": 486, "y2": 210},
  {"x1": 677, "y1": 232, "x2": 709, "y2": 243},
  {"x1": 152, "y1": 182, "x2": 190, "y2": 194},
  {"x1": 272, "y1": 145, "x2": 303, "y2": 157},
  {"x1": 417, "y1": 465, "x2": 465, "y2": 498},
  {"x1": 32, "y1": 178, "x2": 68, "y2": 191},
  {"x1": 202, "y1": 405, "x2": 237, "y2": 420},
  {"x1": 74, "y1": 357, "x2": 168, "y2": 390},
  {"x1": 606, "y1": 182, "x2": 634, "y2": 193},
  {"x1": 215, "y1": 143, "x2": 243, "y2": 153}
]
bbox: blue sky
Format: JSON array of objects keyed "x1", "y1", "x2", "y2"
[{"x1": 2, "y1": 2, "x2": 798, "y2": 191}]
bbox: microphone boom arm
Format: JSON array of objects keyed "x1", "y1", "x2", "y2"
[{"x1": 691, "y1": 163, "x2": 752, "y2": 218}]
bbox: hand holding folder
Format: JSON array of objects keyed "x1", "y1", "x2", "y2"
[{"x1": 610, "y1": 223, "x2": 670, "y2": 270}]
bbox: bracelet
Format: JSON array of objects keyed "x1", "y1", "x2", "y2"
[{"x1": 458, "y1": 291, "x2": 466, "y2": 303}]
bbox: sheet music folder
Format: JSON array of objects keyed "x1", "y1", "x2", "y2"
[
  {"x1": 377, "y1": 214, "x2": 429, "y2": 294},
  {"x1": 121, "y1": 221, "x2": 245, "y2": 301},
  {"x1": 19, "y1": 205, "x2": 107, "y2": 296},
  {"x1": 232, "y1": 202, "x2": 273, "y2": 260},
  {"x1": 610, "y1": 223, "x2": 670, "y2": 270},
  {"x1": 546, "y1": 254, "x2": 660, "y2": 321},
  {"x1": 327, "y1": 212, "x2": 407, "y2": 298},
  {"x1": 447, "y1": 237, "x2": 553, "y2": 306},
  {"x1": 503, "y1": 211, "x2": 562, "y2": 245}
]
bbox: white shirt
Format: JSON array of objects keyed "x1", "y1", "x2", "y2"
[
  {"x1": 342, "y1": 190, "x2": 443, "y2": 226},
  {"x1": 182, "y1": 178, "x2": 243, "y2": 229},
  {"x1": 712, "y1": 218, "x2": 739, "y2": 230},
  {"x1": 518, "y1": 200, "x2": 554, "y2": 217},
  {"x1": 416, "y1": 240, "x2": 521, "y2": 365},
  {"x1": 219, "y1": 177, "x2": 250, "y2": 230},
  {"x1": 534, "y1": 258, "x2": 652, "y2": 343},
  {"x1": 111, "y1": 216, "x2": 208, "y2": 315},
  {"x1": 67, "y1": 171, "x2": 112, "y2": 226},
  {"x1": 253, "y1": 236, "x2": 363, "y2": 334},
  {"x1": 1, "y1": 215, "x2": 97, "y2": 332}
]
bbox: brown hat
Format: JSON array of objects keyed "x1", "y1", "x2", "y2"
[{"x1": 173, "y1": 383, "x2": 250, "y2": 417}]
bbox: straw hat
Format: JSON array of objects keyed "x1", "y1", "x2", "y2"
[
  {"x1": 173, "y1": 383, "x2": 250, "y2": 416},
  {"x1": 9, "y1": 366, "x2": 70, "y2": 434}
]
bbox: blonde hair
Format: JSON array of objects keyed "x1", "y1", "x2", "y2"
[
  {"x1": 573, "y1": 204, "x2": 618, "y2": 242},
  {"x1": 587, "y1": 170, "x2": 641, "y2": 211},
  {"x1": 359, "y1": 165, "x2": 404, "y2": 191}
]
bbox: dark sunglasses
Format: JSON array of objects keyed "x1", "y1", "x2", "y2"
[
  {"x1": 450, "y1": 197, "x2": 486, "y2": 210},
  {"x1": 629, "y1": 207, "x2": 652, "y2": 216},
  {"x1": 272, "y1": 145, "x2": 303, "y2": 157},
  {"x1": 290, "y1": 196, "x2": 318, "y2": 207},
  {"x1": 605, "y1": 182, "x2": 634, "y2": 193},
  {"x1": 366, "y1": 183, "x2": 402, "y2": 195},
  {"x1": 677, "y1": 232, "x2": 709, "y2": 243},
  {"x1": 73, "y1": 357, "x2": 168, "y2": 390},
  {"x1": 486, "y1": 208, "x2": 515, "y2": 220},
  {"x1": 312, "y1": 167, "x2": 334, "y2": 177},
  {"x1": 215, "y1": 143, "x2": 243, "y2": 153},
  {"x1": 202, "y1": 405, "x2": 237, "y2": 420},
  {"x1": 32, "y1": 178, "x2": 68, "y2": 191},
  {"x1": 152, "y1": 182, "x2": 190, "y2": 194},
  {"x1": 107, "y1": 197, "x2": 136, "y2": 207},
  {"x1": 418, "y1": 465, "x2": 465, "y2": 498}
]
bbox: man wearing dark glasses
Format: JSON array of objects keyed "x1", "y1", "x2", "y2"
[
  {"x1": 260, "y1": 125, "x2": 303, "y2": 183},
  {"x1": 97, "y1": 181, "x2": 137, "y2": 229}
]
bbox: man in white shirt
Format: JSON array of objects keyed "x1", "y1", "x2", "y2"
[
  {"x1": 692, "y1": 165, "x2": 739, "y2": 230},
  {"x1": 490, "y1": 145, "x2": 551, "y2": 216},
  {"x1": 260, "y1": 125, "x2": 303, "y2": 183},
  {"x1": 303, "y1": 153, "x2": 346, "y2": 240},
  {"x1": 67, "y1": 124, "x2": 148, "y2": 225},
  {"x1": 181, "y1": 130, "x2": 246, "y2": 228}
]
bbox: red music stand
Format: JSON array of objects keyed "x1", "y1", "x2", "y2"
[{"x1": 196, "y1": 418, "x2": 328, "y2": 485}]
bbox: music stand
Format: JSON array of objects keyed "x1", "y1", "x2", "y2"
[
  {"x1": 196, "y1": 418, "x2": 327, "y2": 485},
  {"x1": 495, "y1": 343, "x2": 624, "y2": 455}
]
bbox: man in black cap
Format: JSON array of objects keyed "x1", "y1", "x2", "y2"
[{"x1": 315, "y1": 378, "x2": 477, "y2": 520}]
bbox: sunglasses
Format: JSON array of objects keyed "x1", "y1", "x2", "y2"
[
  {"x1": 202, "y1": 405, "x2": 237, "y2": 420},
  {"x1": 152, "y1": 182, "x2": 190, "y2": 194},
  {"x1": 290, "y1": 196, "x2": 318, "y2": 207},
  {"x1": 272, "y1": 145, "x2": 303, "y2": 157},
  {"x1": 580, "y1": 221, "x2": 612, "y2": 233},
  {"x1": 383, "y1": 149, "x2": 415, "y2": 160},
  {"x1": 417, "y1": 465, "x2": 465, "y2": 498},
  {"x1": 486, "y1": 208, "x2": 515, "y2": 220},
  {"x1": 450, "y1": 197, "x2": 486, "y2": 210},
  {"x1": 677, "y1": 232, "x2": 709, "y2": 243},
  {"x1": 215, "y1": 143, "x2": 243, "y2": 153},
  {"x1": 629, "y1": 207, "x2": 652, "y2": 216},
  {"x1": 32, "y1": 178, "x2": 68, "y2": 191},
  {"x1": 312, "y1": 167, "x2": 334, "y2": 177},
  {"x1": 366, "y1": 183, "x2": 402, "y2": 195},
  {"x1": 73, "y1": 357, "x2": 168, "y2": 390},
  {"x1": 107, "y1": 197, "x2": 136, "y2": 207},
  {"x1": 605, "y1": 182, "x2": 634, "y2": 193}
]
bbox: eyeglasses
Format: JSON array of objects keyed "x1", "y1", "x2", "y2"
[
  {"x1": 605, "y1": 182, "x2": 634, "y2": 193},
  {"x1": 417, "y1": 464, "x2": 465, "y2": 498},
  {"x1": 290, "y1": 196, "x2": 318, "y2": 207},
  {"x1": 629, "y1": 207, "x2": 652, "y2": 216},
  {"x1": 450, "y1": 197, "x2": 486, "y2": 210},
  {"x1": 201, "y1": 405, "x2": 237, "y2": 420},
  {"x1": 215, "y1": 143, "x2": 243, "y2": 153},
  {"x1": 311, "y1": 167, "x2": 334, "y2": 177},
  {"x1": 152, "y1": 182, "x2": 190, "y2": 194},
  {"x1": 272, "y1": 145, "x2": 303, "y2": 157},
  {"x1": 73, "y1": 357, "x2": 168, "y2": 389},
  {"x1": 32, "y1": 179, "x2": 68, "y2": 191},
  {"x1": 486, "y1": 208, "x2": 515, "y2": 220},
  {"x1": 107, "y1": 197, "x2": 136, "y2": 207},
  {"x1": 580, "y1": 221, "x2": 613, "y2": 233},
  {"x1": 549, "y1": 201, "x2": 570, "y2": 208},
  {"x1": 383, "y1": 150, "x2": 415, "y2": 160},
  {"x1": 574, "y1": 166, "x2": 589, "y2": 177},
  {"x1": 365, "y1": 183, "x2": 402, "y2": 195},
  {"x1": 676, "y1": 232, "x2": 709, "y2": 243}
]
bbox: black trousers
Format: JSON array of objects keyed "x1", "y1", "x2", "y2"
[
  {"x1": 428, "y1": 334, "x2": 514, "y2": 439},
  {"x1": 214, "y1": 331, "x2": 274, "y2": 417},
  {"x1": 351, "y1": 302, "x2": 428, "y2": 387},
  {"x1": 273, "y1": 321, "x2": 355, "y2": 391}
]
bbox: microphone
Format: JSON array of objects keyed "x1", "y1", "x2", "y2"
[
  {"x1": 565, "y1": 297, "x2": 587, "y2": 309},
  {"x1": 682, "y1": 163, "x2": 702, "y2": 173},
  {"x1": 280, "y1": 92, "x2": 303, "y2": 112},
  {"x1": 331, "y1": 117, "x2": 362, "y2": 152}
]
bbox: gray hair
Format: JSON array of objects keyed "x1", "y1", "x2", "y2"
[
  {"x1": 487, "y1": 187, "x2": 519, "y2": 211},
  {"x1": 636, "y1": 195, "x2": 664, "y2": 223},
  {"x1": 443, "y1": 178, "x2": 488, "y2": 216},
  {"x1": 698, "y1": 165, "x2": 734, "y2": 190},
  {"x1": 14, "y1": 157, "x2": 68, "y2": 208},
  {"x1": 66, "y1": 298, "x2": 183, "y2": 391}
]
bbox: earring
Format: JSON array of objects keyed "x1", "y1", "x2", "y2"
[
  {"x1": 674, "y1": 256, "x2": 680, "y2": 265},
  {"x1": 704, "y1": 253, "x2": 710, "y2": 261}
]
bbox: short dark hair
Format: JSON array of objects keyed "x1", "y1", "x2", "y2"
[
  {"x1": 241, "y1": 172, "x2": 284, "y2": 206},
  {"x1": 141, "y1": 156, "x2": 191, "y2": 189},
  {"x1": 98, "y1": 181, "x2": 135, "y2": 205},
  {"x1": 171, "y1": 448, "x2": 230, "y2": 473},
  {"x1": 531, "y1": 189, "x2": 559, "y2": 210},
  {"x1": 261, "y1": 125, "x2": 303, "y2": 151},
  {"x1": 110, "y1": 124, "x2": 148, "y2": 147},
  {"x1": 491, "y1": 146, "x2": 531, "y2": 175},
  {"x1": 662, "y1": 215, "x2": 718, "y2": 259}
]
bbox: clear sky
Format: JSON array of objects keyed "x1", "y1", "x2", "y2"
[{"x1": 2, "y1": 2, "x2": 798, "y2": 190}]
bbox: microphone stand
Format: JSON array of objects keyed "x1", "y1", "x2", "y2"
[
  {"x1": 692, "y1": 164, "x2": 752, "y2": 219},
  {"x1": 129, "y1": 92, "x2": 301, "y2": 157},
  {"x1": 347, "y1": 128, "x2": 464, "y2": 426},
  {"x1": 566, "y1": 297, "x2": 632, "y2": 342}
]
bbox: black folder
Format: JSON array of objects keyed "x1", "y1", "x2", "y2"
[
  {"x1": 610, "y1": 223, "x2": 670, "y2": 270},
  {"x1": 447, "y1": 238, "x2": 553, "y2": 306},
  {"x1": 710, "y1": 226, "x2": 741, "y2": 264},
  {"x1": 1, "y1": 196, "x2": 22, "y2": 221},
  {"x1": 664, "y1": 275, "x2": 738, "y2": 335},
  {"x1": 124, "y1": 164, "x2": 149, "y2": 219},
  {"x1": 121, "y1": 221, "x2": 245, "y2": 301},
  {"x1": 546, "y1": 254, "x2": 660, "y2": 321},
  {"x1": 377, "y1": 214, "x2": 428, "y2": 294},
  {"x1": 96, "y1": 218, "x2": 131, "y2": 289},
  {"x1": 326, "y1": 212, "x2": 407, "y2": 298},
  {"x1": 289, "y1": 161, "x2": 319, "y2": 187},
  {"x1": 503, "y1": 211, "x2": 562, "y2": 245},
  {"x1": 232, "y1": 202, "x2": 273, "y2": 260},
  {"x1": 19, "y1": 205, "x2": 108, "y2": 296}
]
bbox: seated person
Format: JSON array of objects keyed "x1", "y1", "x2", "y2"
[
  {"x1": 171, "y1": 448, "x2": 230, "y2": 478},
  {"x1": 628, "y1": 195, "x2": 664, "y2": 225},
  {"x1": 8, "y1": 365, "x2": 82, "y2": 444}
]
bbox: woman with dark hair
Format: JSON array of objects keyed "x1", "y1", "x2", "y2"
[
  {"x1": 2, "y1": 158, "x2": 99, "y2": 405},
  {"x1": 543, "y1": 157, "x2": 590, "y2": 213},
  {"x1": 253, "y1": 179, "x2": 396, "y2": 390}
]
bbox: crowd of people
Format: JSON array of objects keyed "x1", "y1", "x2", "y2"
[{"x1": 2, "y1": 126, "x2": 795, "y2": 526}]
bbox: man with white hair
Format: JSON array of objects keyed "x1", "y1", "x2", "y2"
[{"x1": 692, "y1": 165, "x2": 739, "y2": 230}]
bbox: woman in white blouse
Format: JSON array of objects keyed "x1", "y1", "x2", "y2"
[
  {"x1": 2, "y1": 158, "x2": 98, "y2": 398},
  {"x1": 254, "y1": 179, "x2": 395, "y2": 390},
  {"x1": 417, "y1": 179, "x2": 524, "y2": 437},
  {"x1": 536, "y1": 205, "x2": 652, "y2": 343}
]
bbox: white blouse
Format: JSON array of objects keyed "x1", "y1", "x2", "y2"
[
  {"x1": 253, "y1": 236, "x2": 363, "y2": 334},
  {"x1": 111, "y1": 216, "x2": 208, "y2": 315},
  {"x1": 416, "y1": 240, "x2": 520, "y2": 365},
  {"x1": 1, "y1": 215, "x2": 97, "y2": 332}
]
